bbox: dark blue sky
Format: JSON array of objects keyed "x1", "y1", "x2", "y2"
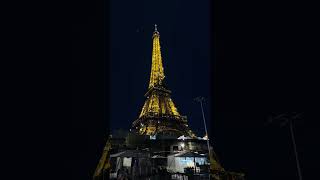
[{"x1": 108, "y1": 0, "x2": 211, "y2": 136}]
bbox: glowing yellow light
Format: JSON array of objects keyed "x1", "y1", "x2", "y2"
[
  {"x1": 168, "y1": 98, "x2": 180, "y2": 116},
  {"x1": 137, "y1": 27, "x2": 183, "y2": 118},
  {"x1": 149, "y1": 28, "x2": 164, "y2": 88},
  {"x1": 146, "y1": 126, "x2": 156, "y2": 135},
  {"x1": 134, "y1": 26, "x2": 198, "y2": 137}
]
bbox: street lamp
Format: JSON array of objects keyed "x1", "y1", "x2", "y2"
[
  {"x1": 194, "y1": 96, "x2": 211, "y2": 157},
  {"x1": 268, "y1": 112, "x2": 303, "y2": 180}
]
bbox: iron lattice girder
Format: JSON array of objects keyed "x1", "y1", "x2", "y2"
[
  {"x1": 132, "y1": 115, "x2": 193, "y2": 137},
  {"x1": 132, "y1": 114, "x2": 187, "y2": 127},
  {"x1": 139, "y1": 88, "x2": 181, "y2": 118},
  {"x1": 144, "y1": 86, "x2": 171, "y2": 97}
]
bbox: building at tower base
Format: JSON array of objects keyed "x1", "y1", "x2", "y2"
[{"x1": 93, "y1": 133, "x2": 244, "y2": 180}]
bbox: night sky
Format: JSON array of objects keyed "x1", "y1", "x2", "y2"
[
  {"x1": 109, "y1": 0, "x2": 211, "y2": 137},
  {"x1": 72, "y1": 0, "x2": 318, "y2": 180}
]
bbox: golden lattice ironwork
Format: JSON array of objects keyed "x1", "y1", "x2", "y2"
[
  {"x1": 132, "y1": 25, "x2": 195, "y2": 138},
  {"x1": 93, "y1": 137, "x2": 112, "y2": 180},
  {"x1": 149, "y1": 25, "x2": 165, "y2": 89}
]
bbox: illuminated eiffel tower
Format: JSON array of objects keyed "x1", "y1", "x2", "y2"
[
  {"x1": 131, "y1": 25, "x2": 196, "y2": 138},
  {"x1": 93, "y1": 25, "x2": 245, "y2": 180}
]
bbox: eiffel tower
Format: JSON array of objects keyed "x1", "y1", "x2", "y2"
[
  {"x1": 131, "y1": 25, "x2": 196, "y2": 138},
  {"x1": 93, "y1": 25, "x2": 245, "y2": 180}
]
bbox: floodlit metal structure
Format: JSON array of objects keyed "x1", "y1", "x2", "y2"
[
  {"x1": 131, "y1": 25, "x2": 195, "y2": 138},
  {"x1": 93, "y1": 25, "x2": 245, "y2": 180}
]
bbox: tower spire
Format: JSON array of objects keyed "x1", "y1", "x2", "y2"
[
  {"x1": 154, "y1": 24, "x2": 158, "y2": 32},
  {"x1": 149, "y1": 24, "x2": 164, "y2": 89}
]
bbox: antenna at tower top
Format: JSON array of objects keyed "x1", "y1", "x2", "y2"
[{"x1": 154, "y1": 24, "x2": 158, "y2": 32}]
